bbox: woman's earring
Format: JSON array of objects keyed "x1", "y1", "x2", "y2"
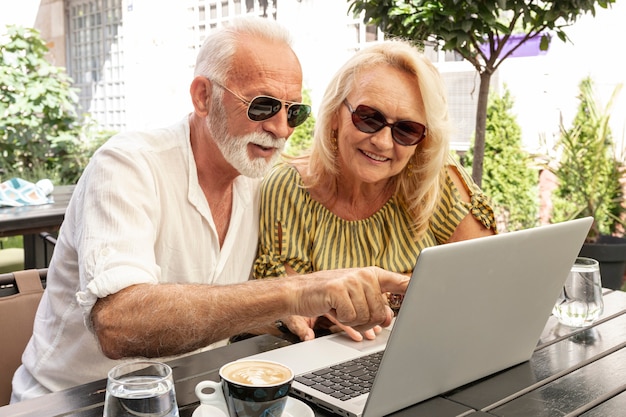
[
  {"x1": 331, "y1": 130, "x2": 338, "y2": 152},
  {"x1": 406, "y1": 160, "x2": 414, "y2": 177}
]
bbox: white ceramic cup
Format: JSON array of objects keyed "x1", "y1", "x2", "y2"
[{"x1": 552, "y1": 257, "x2": 604, "y2": 327}]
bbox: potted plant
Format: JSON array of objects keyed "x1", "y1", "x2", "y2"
[{"x1": 549, "y1": 77, "x2": 626, "y2": 290}]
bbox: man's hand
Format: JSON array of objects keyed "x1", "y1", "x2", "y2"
[{"x1": 287, "y1": 267, "x2": 409, "y2": 335}]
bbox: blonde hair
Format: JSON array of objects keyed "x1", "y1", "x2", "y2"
[{"x1": 297, "y1": 39, "x2": 451, "y2": 239}]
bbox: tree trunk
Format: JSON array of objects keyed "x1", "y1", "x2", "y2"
[{"x1": 471, "y1": 70, "x2": 493, "y2": 187}]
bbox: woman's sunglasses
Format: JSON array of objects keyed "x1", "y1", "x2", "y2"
[
  {"x1": 343, "y1": 100, "x2": 427, "y2": 146},
  {"x1": 212, "y1": 80, "x2": 311, "y2": 128}
]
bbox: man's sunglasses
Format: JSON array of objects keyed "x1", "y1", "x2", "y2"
[
  {"x1": 212, "y1": 80, "x2": 311, "y2": 128},
  {"x1": 343, "y1": 100, "x2": 427, "y2": 146}
]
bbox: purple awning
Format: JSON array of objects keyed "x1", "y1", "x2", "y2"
[{"x1": 479, "y1": 33, "x2": 549, "y2": 58}]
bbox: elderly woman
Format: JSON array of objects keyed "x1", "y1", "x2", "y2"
[{"x1": 253, "y1": 39, "x2": 497, "y2": 341}]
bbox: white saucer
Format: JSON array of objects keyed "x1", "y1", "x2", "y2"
[
  {"x1": 191, "y1": 397, "x2": 314, "y2": 417},
  {"x1": 192, "y1": 404, "x2": 227, "y2": 417},
  {"x1": 282, "y1": 397, "x2": 314, "y2": 417}
]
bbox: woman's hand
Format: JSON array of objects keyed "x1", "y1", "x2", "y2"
[
  {"x1": 282, "y1": 314, "x2": 383, "y2": 342},
  {"x1": 319, "y1": 313, "x2": 383, "y2": 341}
]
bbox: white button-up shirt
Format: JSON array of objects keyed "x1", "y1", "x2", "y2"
[{"x1": 12, "y1": 116, "x2": 261, "y2": 401}]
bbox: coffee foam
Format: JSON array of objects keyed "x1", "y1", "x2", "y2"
[{"x1": 221, "y1": 360, "x2": 292, "y2": 386}]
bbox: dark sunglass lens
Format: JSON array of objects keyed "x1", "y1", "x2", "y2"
[
  {"x1": 353, "y1": 105, "x2": 386, "y2": 133},
  {"x1": 287, "y1": 104, "x2": 312, "y2": 128},
  {"x1": 248, "y1": 97, "x2": 282, "y2": 121},
  {"x1": 393, "y1": 122, "x2": 426, "y2": 146}
]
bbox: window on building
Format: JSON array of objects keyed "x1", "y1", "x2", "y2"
[
  {"x1": 189, "y1": 0, "x2": 277, "y2": 52},
  {"x1": 365, "y1": 24, "x2": 378, "y2": 42},
  {"x1": 347, "y1": 12, "x2": 385, "y2": 52},
  {"x1": 444, "y1": 49, "x2": 465, "y2": 62},
  {"x1": 67, "y1": 0, "x2": 125, "y2": 130},
  {"x1": 422, "y1": 42, "x2": 439, "y2": 62}
]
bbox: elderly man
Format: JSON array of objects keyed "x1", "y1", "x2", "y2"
[{"x1": 11, "y1": 17, "x2": 408, "y2": 402}]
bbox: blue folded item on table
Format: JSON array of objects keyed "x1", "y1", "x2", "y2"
[{"x1": 0, "y1": 178, "x2": 54, "y2": 207}]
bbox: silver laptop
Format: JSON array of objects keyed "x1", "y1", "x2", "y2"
[{"x1": 248, "y1": 217, "x2": 593, "y2": 417}]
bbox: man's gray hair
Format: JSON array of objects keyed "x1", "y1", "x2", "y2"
[{"x1": 193, "y1": 17, "x2": 293, "y2": 83}]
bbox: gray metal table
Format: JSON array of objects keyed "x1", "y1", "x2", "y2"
[
  {"x1": 0, "y1": 185, "x2": 75, "y2": 268},
  {"x1": 1, "y1": 289, "x2": 625, "y2": 417}
]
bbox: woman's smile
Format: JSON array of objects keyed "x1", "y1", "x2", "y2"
[{"x1": 361, "y1": 149, "x2": 390, "y2": 163}]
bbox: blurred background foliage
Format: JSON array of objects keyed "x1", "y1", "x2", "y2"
[
  {"x1": 550, "y1": 77, "x2": 625, "y2": 241},
  {"x1": 466, "y1": 85, "x2": 539, "y2": 232},
  {"x1": 0, "y1": 25, "x2": 114, "y2": 186}
]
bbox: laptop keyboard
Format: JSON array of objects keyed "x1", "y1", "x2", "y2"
[{"x1": 295, "y1": 351, "x2": 383, "y2": 401}]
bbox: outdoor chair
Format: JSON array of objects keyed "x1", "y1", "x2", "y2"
[
  {"x1": 0, "y1": 268, "x2": 46, "y2": 406},
  {"x1": 39, "y1": 232, "x2": 57, "y2": 267}
]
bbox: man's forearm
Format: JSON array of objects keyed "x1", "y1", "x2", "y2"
[
  {"x1": 91, "y1": 279, "x2": 291, "y2": 359},
  {"x1": 91, "y1": 267, "x2": 407, "y2": 360}
]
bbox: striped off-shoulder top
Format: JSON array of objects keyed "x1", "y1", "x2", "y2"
[{"x1": 254, "y1": 157, "x2": 496, "y2": 278}]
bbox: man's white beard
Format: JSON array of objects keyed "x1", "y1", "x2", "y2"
[{"x1": 207, "y1": 97, "x2": 286, "y2": 178}]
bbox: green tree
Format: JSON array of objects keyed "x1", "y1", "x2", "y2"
[
  {"x1": 348, "y1": 0, "x2": 615, "y2": 186},
  {"x1": 283, "y1": 88, "x2": 316, "y2": 157},
  {"x1": 0, "y1": 25, "x2": 110, "y2": 185},
  {"x1": 468, "y1": 86, "x2": 538, "y2": 232},
  {"x1": 551, "y1": 77, "x2": 624, "y2": 241}
]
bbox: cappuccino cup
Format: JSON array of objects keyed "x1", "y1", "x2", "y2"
[{"x1": 195, "y1": 359, "x2": 294, "y2": 417}]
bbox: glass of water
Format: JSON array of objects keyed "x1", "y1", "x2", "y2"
[
  {"x1": 552, "y1": 257, "x2": 604, "y2": 328},
  {"x1": 104, "y1": 361, "x2": 179, "y2": 417}
]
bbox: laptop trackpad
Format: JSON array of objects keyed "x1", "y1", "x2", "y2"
[
  {"x1": 326, "y1": 328, "x2": 390, "y2": 353},
  {"x1": 247, "y1": 329, "x2": 390, "y2": 375}
]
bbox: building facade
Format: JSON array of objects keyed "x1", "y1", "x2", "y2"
[{"x1": 2, "y1": 0, "x2": 624, "y2": 153}]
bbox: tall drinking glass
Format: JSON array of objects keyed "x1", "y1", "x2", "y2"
[
  {"x1": 552, "y1": 257, "x2": 604, "y2": 327},
  {"x1": 104, "y1": 361, "x2": 180, "y2": 417}
]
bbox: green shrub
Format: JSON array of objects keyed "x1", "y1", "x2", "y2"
[
  {"x1": 0, "y1": 25, "x2": 113, "y2": 185},
  {"x1": 467, "y1": 86, "x2": 539, "y2": 231},
  {"x1": 550, "y1": 77, "x2": 624, "y2": 241}
]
